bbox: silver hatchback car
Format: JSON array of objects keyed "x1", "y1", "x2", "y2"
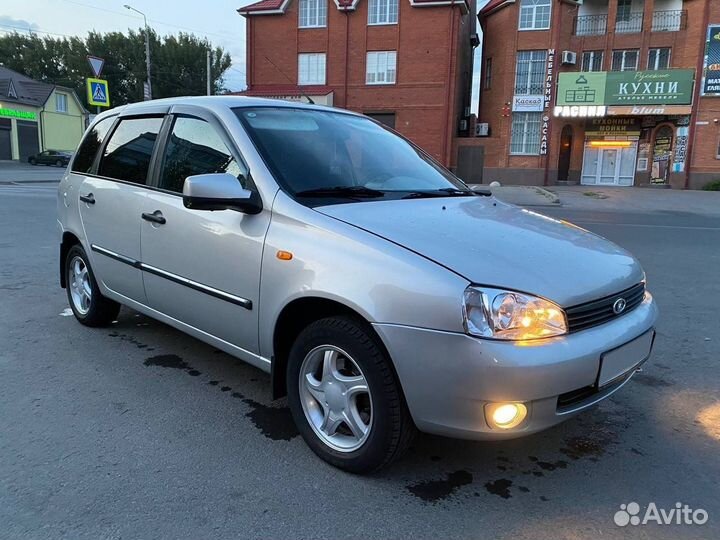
[{"x1": 58, "y1": 97, "x2": 657, "y2": 472}]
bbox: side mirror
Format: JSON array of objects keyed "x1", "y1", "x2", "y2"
[{"x1": 182, "y1": 173, "x2": 262, "y2": 214}]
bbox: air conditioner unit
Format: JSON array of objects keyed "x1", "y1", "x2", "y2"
[
  {"x1": 475, "y1": 123, "x2": 489, "y2": 137},
  {"x1": 561, "y1": 51, "x2": 577, "y2": 65}
]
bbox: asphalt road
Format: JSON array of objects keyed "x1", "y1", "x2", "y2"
[{"x1": 1, "y1": 172, "x2": 719, "y2": 539}]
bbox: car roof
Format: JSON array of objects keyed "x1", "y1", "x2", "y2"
[{"x1": 94, "y1": 95, "x2": 359, "y2": 122}]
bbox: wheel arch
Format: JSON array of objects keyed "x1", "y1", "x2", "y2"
[
  {"x1": 270, "y1": 296, "x2": 398, "y2": 400},
  {"x1": 60, "y1": 231, "x2": 82, "y2": 288}
]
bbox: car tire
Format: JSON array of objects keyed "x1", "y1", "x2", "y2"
[
  {"x1": 29, "y1": 158, "x2": 36, "y2": 165},
  {"x1": 65, "y1": 244, "x2": 121, "y2": 327},
  {"x1": 55, "y1": 160, "x2": 63, "y2": 167},
  {"x1": 287, "y1": 316, "x2": 416, "y2": 473}
]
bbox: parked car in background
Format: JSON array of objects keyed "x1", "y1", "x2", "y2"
[
  {"x1": 29, "y1": 150, "x2": 72, "y2": 167},
  {"x1": 57, "y1": 96, "x2": 658, "y2": 473}
]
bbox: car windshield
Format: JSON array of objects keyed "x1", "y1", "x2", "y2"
[{"x1": 234, "y1": 107, "x2": 471, "y2": 202}]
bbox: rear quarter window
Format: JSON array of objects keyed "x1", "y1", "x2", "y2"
[{"x1": 71, "y1": 117, "x2": 115, "y2": 174}]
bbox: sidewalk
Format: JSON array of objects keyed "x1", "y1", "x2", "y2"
[
  {"x1": 469, "y1": 184, "x2": 560, "y2": 206},
  {"x1": 548, "y1": 185, "x2": 720, "y2": 216},
  {"x1": 0, "y1": 161, "x2": 64, "y2": 184}
]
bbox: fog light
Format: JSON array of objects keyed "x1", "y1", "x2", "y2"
[{"x1": 486, "y1": 402, "x2": 528, "y2": 429}]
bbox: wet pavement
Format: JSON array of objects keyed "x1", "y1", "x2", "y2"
[{"x1": 1, "y1": 180, "x2": 718, "y2": 539}]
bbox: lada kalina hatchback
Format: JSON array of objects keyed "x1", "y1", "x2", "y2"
[{"x1": 58, "y1": 97, "x2": 657, "y2": 473}]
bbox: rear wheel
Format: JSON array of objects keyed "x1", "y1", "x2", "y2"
[
  {"x1": 55, "y1": 159, "x2": 63, "y2": 167},
  {"x1": 29, "y1": 158, "x2": 36, "y2": 165},
  {"x1": 65, "y1": 244, "x2": 121, "y2": 327},
  {"x1": 287, "y1": 316, "x2": 415, "y2": 473}
]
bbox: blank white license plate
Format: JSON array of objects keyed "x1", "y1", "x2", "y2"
[{"x1": 599, "y1": 330, "x2": 655, "y2": 387}]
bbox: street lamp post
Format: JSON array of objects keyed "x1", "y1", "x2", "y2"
[{"x1": 124, "y1": 4, "x2": 152, "y2": 101}]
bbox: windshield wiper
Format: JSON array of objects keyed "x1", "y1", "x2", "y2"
[
  {"x1": 401, "y1": 188, "x2": 480, "y2": 200},
  {"x1": 295, "y1": 186, "x2": 386, "y2": 199}
]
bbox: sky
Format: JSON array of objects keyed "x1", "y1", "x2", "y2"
[
  {"x1": 2, "y1": 0, "x2": 251, "y2": 91},
  {"x1": 3, "y1": 0, "x2": 489, "y2": 111}
]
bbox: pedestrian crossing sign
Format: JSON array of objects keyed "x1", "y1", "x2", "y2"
[{"x1": 86, "y1": 78, "x2": 110, "y2": 107}]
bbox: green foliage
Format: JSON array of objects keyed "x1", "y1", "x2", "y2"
[
  {"x1": 0, "y1": 30, "x2": 233, "y2": 109},
  {"x1": 702, "y1": 180, "x2": 720, "y2": 191}
]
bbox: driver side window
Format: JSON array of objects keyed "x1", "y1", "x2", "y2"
[{"x1": 158, "y1": 116, "x2": 246, "y2": 193}]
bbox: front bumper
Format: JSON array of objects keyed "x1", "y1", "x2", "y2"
[{"x1": 373, "y1": 293, "x2": 658, "y2": 440}]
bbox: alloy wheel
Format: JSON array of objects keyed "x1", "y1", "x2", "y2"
[
  {"x1": 68, "y1": 256, "x2": 92, "y2": 315},
  {"x1": 299, "y1": 345, "x2": 373, "y2": 452}
]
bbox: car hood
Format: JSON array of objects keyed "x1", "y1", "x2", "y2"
[{"x1": 316, "y1": 197, "x2": 644, "y2": 307}]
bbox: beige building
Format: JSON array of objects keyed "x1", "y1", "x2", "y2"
[{"x1": 0, "y1": 66, "x2": 87, "y2": 161}]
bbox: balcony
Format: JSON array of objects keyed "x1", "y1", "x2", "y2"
[
  {"x1": 615, "y1": 12, "x2": 644, "y2": 34},
  {"x1": 575, "y1": 14, "x2": 608, "y2": 37},
  {"x1": 652, "y1": 10, "x2": 687, "y2": 32}
]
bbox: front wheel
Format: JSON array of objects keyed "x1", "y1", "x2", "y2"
[
  {"x1": 287, "y1": 316, "x2": 415, "y2": 473},
  {"x1": 65, "y1": 244, "x2": 121, "y2": 327},
  {"x1": 55, "y1": 160, "x2": 64, "y2": 167},
  {"x1": 29, "y1": 158, "x2": 36, "y2": 165}
]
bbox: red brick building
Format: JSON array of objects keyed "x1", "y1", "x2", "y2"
[
  {"x1": 477, "y1": 0, "x2": 720, "y2": 189},
  {"x1": 237, "y1": 0, "x2": 478, "y2": 167}
]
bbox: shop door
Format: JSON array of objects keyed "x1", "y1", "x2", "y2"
[
  {"x1": 0, "y1": 119, "x2": 11, "y2": 160},
  {"x1": 581, "y1": 144, "x2": 637, "y2": 186},
  {"x1": 17, "y1": 120, "x2": 39, "y2": 161}
]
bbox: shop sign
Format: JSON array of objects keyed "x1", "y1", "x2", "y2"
[
  {"x1": 540, "y1": 115, "x2": 550, "y2": 155},
  {"x1": 0, "y1": 107, "x2": 36, "y2": 120},
  {"x1": 512, "y1": 95, "x2": 544, "y2": 112},
  {"x1": 557, "y1": 70, "x2": 695, "y2": 106},
  {"x1": 545, "y1": 49, "x2": 555, "y2": 109},
  {"x1": 673, "y1": 127, "x2": 689, "y2": 173},
  {"x1": 606, "y1": 70, "x2": 694, "y2": 105},
  {"x1": 702, "y1": 25, "x2": 720, "y2": 95},
  {"x1": 606, "y1": 105, "x2": 692, "y2": 116},
  {"x1": 585, "y1": 117, "x2": 642, "y2": 136},
  {"x1": 556, "y1": 73, "x2": 607, "y2": 106},
  {"x1": 553, "y1": 105, "x2": 606, "y2": 118}
]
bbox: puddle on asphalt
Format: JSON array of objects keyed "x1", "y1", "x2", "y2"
[
  {"x1": 406, "y1": 470, "x2": 473, "y2": 503},
  {"x1": 484, "y1": 478, "x2": 513, "y2": 499},
  {"x1": 142, "y1": 353, "x2": 298, "y2": 442}
]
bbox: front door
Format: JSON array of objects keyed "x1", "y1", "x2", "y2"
[
  {"x1": 140, "y1": 113, "x2": 268, "y2": 354},
  {"x1": 581, "y1": 143, "x2": 637, "y2": 186},
  {"x1": 78, "y1": 116, "x2": 164, "y2": 302}
]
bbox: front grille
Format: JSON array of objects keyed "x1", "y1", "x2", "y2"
[{"x1": 565, "y1": 282, "x2": 645, "y2": 333}]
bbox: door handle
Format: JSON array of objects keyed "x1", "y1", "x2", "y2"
[
  {"x1": 142, "y1": 211, "x2": 166, "y2": 225},
  {"x1": 79, "y1": 193, "x2": 95, "y2": 205}
]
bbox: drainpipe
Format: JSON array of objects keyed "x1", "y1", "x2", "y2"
[
  {"x1": 344, "y1": 11, "x2": 349, "y2": 108},
  {"x1": 443, "y1": 4, "x2": 457, "y2": 168},
  {"x1": 684, "y1": 0, "x2": 711, "y2": 190}
]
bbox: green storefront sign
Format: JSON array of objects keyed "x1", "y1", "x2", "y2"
[
  {"x1": 557, "y1": 70, "x2": 695, "y2": 106},
  {"x1": 0, "y1": 107, "x2": 37, "y2": 120}
]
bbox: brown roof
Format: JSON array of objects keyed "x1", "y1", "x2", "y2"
[{"x1": 0, "y1": 66, "x2": 54, "y2": 108}]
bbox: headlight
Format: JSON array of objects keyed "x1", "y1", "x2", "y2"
[{"x1": 462, "y1": 286, "x2": 567, "y2": 340}]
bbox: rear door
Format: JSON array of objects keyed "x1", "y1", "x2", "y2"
[
  {"x1": 77, "y1": 115, "x2": 164, "y2": 302},
  {"x1": 140, "y1": 107, "x2": 268, "y2": 353}
]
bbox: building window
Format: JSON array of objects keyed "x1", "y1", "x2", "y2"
[
  {"x1": 56, "y1": 93, "x2": 68, "y2": 113},
  {"x1": 648, "y1": 48, "x2": 671, "y2": 70},
  {"x1": 299, "y1": 0, "x2": 327, "y2": 28},
  {"x1": 617, "y1": 0, "x2": 632, "y2": 23},
  {"x1": 484, "y1": 58, "x2": 493, "y2": 90},
  {"x1": 514, "y1": 50, "x2": 547, "y2": 95},
  {"x1": 510, "y1": 112, "x2": 542, "y2": 155},
  {"x1": 581, "y1": 51, "x2": 604, "y2": 72},
  {"x1": 611, "y1": 49, "x2": 639, "y2": 72},
  {"x1": 368, "y1": 0, "x2": 398, "y2": 25},
  {"x1": 366, "y1": 51, "x2": 397, "y2": 85},
  {"x1": 298, "y1": 53, "x2": 326, "y2": 85},
  {"x1": 519, "y1": 0, "x2": 551, "y2": 31}
]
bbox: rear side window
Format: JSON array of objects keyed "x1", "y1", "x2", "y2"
[
  {"x1": 71, "y1": 117, "x2": 114, "y2": 174},
  {"x1": 98, "y1": 117, "x2": 163, "y2": 184},
  {"x1": 158, "y1": 116, "x2": 246, "y2": 193}
]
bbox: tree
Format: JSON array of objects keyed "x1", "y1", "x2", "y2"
[{"x1": 0, "y1": 30, "x2": 233, "y2": 108}]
